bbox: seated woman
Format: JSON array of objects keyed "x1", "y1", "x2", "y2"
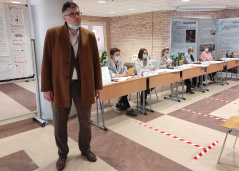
[
  {"x1": 105, "y1": 48, "x2": 137, "y2": 116},
  {"x1": 133, "y1": 48, "x2": 156, "y2": 104},
  {"x1": 201, "y1": 45, "x2": 216, "y2": 82},
  {"x1": 159, "y1": 47, "x2": 174, "y2": 69}
]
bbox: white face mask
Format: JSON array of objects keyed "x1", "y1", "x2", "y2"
[{"x1": 205, "y1": 48, "x2": 209, "y2": 52}]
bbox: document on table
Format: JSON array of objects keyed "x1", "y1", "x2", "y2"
[
  {"x1": 220, "y1": 58, "x2": 232, "y2": 61},
  {"x1": 165, "y1": 69, "x2": 181, "y2": 72},
  {"x1": 208, "y1": 61, "x2": 224, "y2": 64},
  {"x1": 111, "y1": 76, "x2": 132, "y2": 82},
  {"x1": 155, "y1": 69, "x2": 167, "y2": 74},
  {"x1": 192, "y1": 64, "x2": 209, "y2": 67}
]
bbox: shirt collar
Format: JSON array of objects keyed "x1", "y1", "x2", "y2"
[{"x1": 68, "y1": 29, "x2": 79, "y2": 38}]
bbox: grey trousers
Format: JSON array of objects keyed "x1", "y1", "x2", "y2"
[{"x1": 51, "y1": 81, "x2": 92, "y2": 159}]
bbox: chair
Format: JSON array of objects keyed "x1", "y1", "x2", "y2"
[
  {"x1": 218, "y1": 116, "x2": 239, "y2": 164},
  {"x1": 128, "y1": 67, "x2": 134, "y2": 75}
]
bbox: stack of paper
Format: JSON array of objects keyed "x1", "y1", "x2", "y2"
[{"x1": 111, "y1": 76, "x2": 132, "y2": 82}]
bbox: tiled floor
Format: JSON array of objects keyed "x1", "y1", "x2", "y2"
[{"x1": 1, "y1": 79, "x2": 239, "y2": 170}]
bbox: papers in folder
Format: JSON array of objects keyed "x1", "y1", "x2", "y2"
[
  {"x1": 111, "y1": 76, "x2": 132, "y2": 82},
  {"x1": 192, "y1": 64, "x2": 209, "y2": 67},
  {"x1": 207, "y1": 61, "x2": 224, "y2": 64},
  {"x1": 165, "y1": 68, "x2": 181, "y2": 72}
]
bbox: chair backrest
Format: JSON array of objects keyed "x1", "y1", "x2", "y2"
[{"x1": 128, "y1": 67, "x2": 134, "y2": 75}]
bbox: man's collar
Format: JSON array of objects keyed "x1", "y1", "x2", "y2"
[{"x1": 65, "y1": 22, "x2": 79, "y2": 37}]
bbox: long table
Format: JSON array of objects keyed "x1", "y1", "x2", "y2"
[
  {"x1": 205, "y1": 62, "x2": 225, "y2": 89},
  {"x1": 91, "y1": 77, "x2": 147, "y2": 131},
  {"x1": 93, "y1": 61, "x2": 231, "y2": 131},
  {"x1": 225, "y1": 59, "x2": 239, "y2": 83},
  {"x1": 181, "y1": 65, "x2": 205, "y2": 97},
  {"x1": 142, "y1": 71, "x2": 181, "y2": 111}
]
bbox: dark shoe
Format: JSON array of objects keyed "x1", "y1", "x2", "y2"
[
  {"x1": 116, "y1": 104, "x2": 125, "y2": 110},
  {"x1": 188, "y1": 90, "x2": 195, "y2": 94},
  {"x1": 126, "y1": 109, "x2": 137, "y2": 116},
  {"x1": 56, "y1": 157, "x2": 66, "y2": 171},
  {"x1": 82, "y1": 150, "x2": 97, "y2": 162},
  {"x1": 186, "y1": 86, "x2": 189, "y2": 93},
  {"x1": 186, "y1": 85, "x2": 195, "y2": 94}
]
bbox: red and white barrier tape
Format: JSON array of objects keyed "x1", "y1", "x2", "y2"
[
  {"x1": 194, "y1": 141, "x2": 219, "y2": 160},
  {"x1": 175, "y1": 107, "x2": 226, "y2": 121},
  {"x1": 227, "y1": 89, "x2": 239, "y2": 93},
  {"x1": 135, "y1": 121, "x2": 205, "y2": 149},
  {"x1": 203, "y1": 97, "x2": 239, "y2": 105}
]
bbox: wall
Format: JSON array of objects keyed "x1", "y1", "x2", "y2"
[
  {"x1": 108, "y1": 10, "x2": 226, "y2": 63},
  {"x1": 81, "y1": 15, "x2": 111, "y2": 58},
  {"x1": 83, "y1": 9, "x2": 239, "y2": 63}
]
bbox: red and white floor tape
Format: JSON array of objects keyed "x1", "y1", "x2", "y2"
[
  {"x1": 175, "y1": 107, "x2": 226, "y2": 121},
  {"x1": 203, "y1": 97, "x2": 239, "y2": 105},
  {"x1": 194, "y1": 141, "x2": 219, "y2": 160},
  {"x1": 135, "y1": 121, "x2": 205, "y2": 149},
  {"x1": 227, "y1": 89, "x2": 239, "y2": 93}
]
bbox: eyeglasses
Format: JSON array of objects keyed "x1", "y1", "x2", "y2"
[{"x1": 64, "y1": 12, "x2": 82, "y2": 18}]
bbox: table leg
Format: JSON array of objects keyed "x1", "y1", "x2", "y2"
[
  {"x1": 164, "y1": 83, "x2": 181, "y2": 102},
  {"x1": 91, "y1": 99, "x2": 108, "y2": 131}
]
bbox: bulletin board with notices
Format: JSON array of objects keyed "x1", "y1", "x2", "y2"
[{"x1": 0, "y1": 2, "x2": 33, "y2": 81}]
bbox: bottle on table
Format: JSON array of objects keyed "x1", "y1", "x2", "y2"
[
  {"x1": 137, "y1": 69, "x2": 142, "y2": 78},
  {"x1": 149, "y1": 63, "x2": 152, "y2": 70}
]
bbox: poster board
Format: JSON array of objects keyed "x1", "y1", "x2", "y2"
[
  {"x1": 171, "y1": 18, "x2": 199, "y2": 60},
  {"x1": 171, "y1": 17, "x2": 239, "y2": 61},
  {"x1": 217, "y1": 17, "x2": 239, "y2": 58},
  {"x1": 0, "y1": 3, "x2": 33, "y2": 81},
  {"x1": 198, "y1": 19, "x2": 218, "y2": 59}
]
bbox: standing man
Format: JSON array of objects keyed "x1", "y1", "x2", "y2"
[{"x1": 41, "y1": 2, "x2": 102, "y2": 170}]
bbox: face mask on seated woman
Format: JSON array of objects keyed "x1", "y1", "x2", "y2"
[{"x1": 143, "y1": 55, "x2": 147, "y2": 59}]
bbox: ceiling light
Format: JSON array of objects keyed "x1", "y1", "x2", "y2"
[
  {"x1": 98, "y1": 1, "x2": 106, "y2": 3},
  {"x1": 110, "y1": 12, "x2": 116, "y2": 13},
  {"x1": 11, "y1": 1, "x2": 20, "y2": 3},
  {"x1": 177, "y1": 6, "x2": 226, "y2": 11},
  {"x1": 182, "y1": 0, "x2": 190, "y2": 2},
  {"x1": 129, "y1": 9, "x2": 135, "y2": 11}
]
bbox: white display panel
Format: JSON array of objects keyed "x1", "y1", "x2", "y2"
[
  {"x1": 198, "y1": 19, "x2": 218, "y2": 59},
  {"x1": 171, "y1": 18, "x2": 198, "y2": 60},
  {"x1": 0, "y1": 3, "x2": 33, "y2": 81},
  {"x1": 92, "y1": 25, "x2": 105, "y2": 51},
  {"x1": 217, "y1": 18, "x2": 239, "y2": 58}
]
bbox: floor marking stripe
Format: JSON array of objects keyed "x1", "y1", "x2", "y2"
[
  {"x1": 175, "y1": 107, "x2": 226, "y2": 121},
  {"x1": 194, "y1": 141, "x2": 219, "y2": 160},
  {"x1": 203, "y1": 97, "x2": 239, "y2": 105},
  {"x1": 135, "y1": 121, "x2": 205, "y2": 149}
]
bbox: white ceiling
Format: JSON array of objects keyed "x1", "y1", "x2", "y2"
[{"x1": 4, "y1": 0, "x2": 239, "y2": 17}]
